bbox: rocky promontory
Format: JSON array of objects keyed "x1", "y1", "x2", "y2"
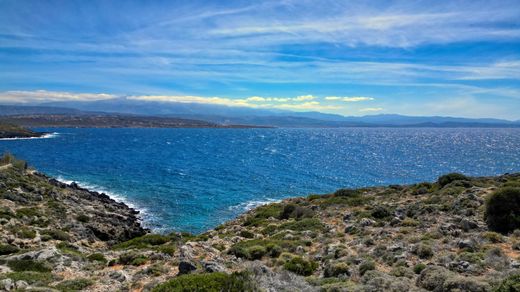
[
  {"x1": 1, "y1": 155, "x2": 519, "y2": 291},
  {"x1": 0, "y1": 124, "x2": 44, "y2": 139}
]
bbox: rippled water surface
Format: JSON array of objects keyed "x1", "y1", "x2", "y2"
[{"x1": 2, "y1": 128, "x2": 520, "y2": 233}]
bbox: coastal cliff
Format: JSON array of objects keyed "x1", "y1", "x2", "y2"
[{"x1": 0, "y1": 156, "x2": 519, "y2": 291}]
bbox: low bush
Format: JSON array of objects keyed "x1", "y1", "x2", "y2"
[
  {"x1": 278, "y1": 218, "x2": 326, "y2": 232},
  {"x1": 240, "y1": 230, "x2": 255, "y2": 238},
  {"x1": 415, "y1": 243, "x2": 433, "y2": 259},
  {"x1": 359, "y1": 260, "x2": 376, "y2": 276},
  {"x1": 284, "y1": 256, "x2": 318, "y2": 276},
  {"x1": 413, "y1": 263, "x2": 427, "y2": 274},
  {"x1": 3, "y1": 271, "x2": 56, "y2": 286},
  {"x1": 371, "y1": 206, "x2": 391, "y2": 219},
  {"x1": 87, "y1": 253, "x2": 107, "y2": 263},
  {"x1": 7, "y1": 259, "x2": 51, "y2": 272},
  {"x1": 117, "y1": 253, "x2": 148, "y2": 266},
  {"x1": 42, "y1": 229, "x2": 70, "y2": 241},
  {"x1": 0, "y1": 243, "x2": 19, "y2": 255},
  {"x1": 438, "y1": 173, "x2": 469, "y2": 187},
  {"x1": 17, "y1": 227, "x2": 36, "y2": 239},
  {"x1": 113, "y1": 234, "x2": 170, "y2": 249},
  {"x1": 152, "y1": 272, "x2": 256, "y2": 292},
  {"x1": 76, "y1": 214, "x2": 90, "y2": 223},
  {"x1": 324, "y1": 262, "x2": 350, "y2": 278},
  {"x1": 279, "y1": 204, "x2": 315, "y2": 220},
  {"x1": 495, "y1": 274, "x2": 520, "y2": 291},
  {"x1": 485, "y1": 187, "x2": 520, "y2": 234},
  {"x1": 156, "y1": 244, "x2": 176, "y2": 256},
  {"x1": 55, "y1": 278, "x2": 94, "y2": 291}
]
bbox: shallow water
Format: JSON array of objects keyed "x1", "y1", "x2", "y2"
[{"x1": 2, "y1": 127, "x2": 520, "y2": 233}]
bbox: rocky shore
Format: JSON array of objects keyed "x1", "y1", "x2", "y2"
[{"x1": 1, "y1": 156, "x2": 519, "y2": 291}]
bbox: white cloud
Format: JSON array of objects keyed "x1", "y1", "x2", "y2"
[
  {"x1": 325, "y1": 96, "x2": 374, "y2": 102},
  {"x1": 359, "y1": 107, "x2": 384, "y2": 112},
  {"x1": 128, "y1": 94, "x2": 336, "y2": 111},
  {"x1": 0, "y1": 90, "x2": 116, "y2": 103}
]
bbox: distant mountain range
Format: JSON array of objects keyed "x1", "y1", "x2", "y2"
[{"x1": 0, "y1": 99, "x2": 519, "y2": 128}]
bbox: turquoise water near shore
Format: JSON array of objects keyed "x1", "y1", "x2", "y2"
[{"x1": 2, "y1": 127, "x2": 520, "y2": 233}]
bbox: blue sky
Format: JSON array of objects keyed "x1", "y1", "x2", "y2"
[{"x1": 0, "y1": 0, "x2": 519, "y2": 119}]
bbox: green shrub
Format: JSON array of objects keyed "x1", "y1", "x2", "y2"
[
  {"x1": 334, "y1": 189, "x2": 361, "y2": 197},
  {"x1": 42, "y1": 229, "x2": 70, "y2": 241},
  {"x1": 371, "y1": 206, "x2": 391, "y2": 219},
  {"x1": 483, "y1": 231, "x2": 504, "y2": 243},
  {"x1": 240, "y1": 230, "x2": 255, "y2": 238},
  {"x1": 0, "y1": 243, "x2": 19, "y2": 255},
  {"x1": 4, "y1": 271, "x2": 55, "y2": 286},
  {"x1": 438, "y1": 173, "x2": 469, "y2": 187},
  {"x1": 156, "y1": 244, "x2": 176, "y2": 256},
  {"x1": 16, "y1": 207, "x2": 42, "y2": 218},
  {"x1": 415, "y1": 244, "x2": 434, "y2": 259},
  {"x1": 55, "y1": 278, "x2": 94, "y2": 291},
  {"x1": 76, "y1": 214, "x2": 90, "y2": 223},
  {"x1": 284, "y1": 256, "x2": 318, "y2": 276},
  {"x1": 7, "y1": 259, "x2": 51, "y2": 272},
  {"x1": 117, "y1": 253, "x2": 147, "y2": 266},
  {"x1": 87, "y1": 253, "x2": 107, "y2": 263},
  {"x1": 413, "y1": 263, "x2": 427, "y2": 274},
  {"x1": 495, "y1": 274, "x2": 520, "y2": 291},
  {"x1": 485, "y1": 187, "x2": 520, "y2": 234},
  {"x1": 247, "y1": 245, "x2": 267, "y2": 260},
  {"x1": 56, "y1": 242, "x2": 81, "y2": 255},
  {"x1": 279, "y1": 204, "x2": 315, "y2": 220},
  {"x1": 324, "y1": 262, "x2": 350, "y2": 277},
  {"x1": 229, "y1": 239, "x2": 302, "y2": 260},
  {"x1": 278, "y1": 218, "x2": 326, "y2": 232},
  {"x1": 17, "y1": 227, "x2": 36, "y2": 239},
  {"x1": 152, "y1": 272, "x2": 255, "y2": 292},
  {"x1": 359, "y1": 260, "x2": 376, "y2": 276},
  {"x1": 243, "y1": 204, "x2": 284, "y2": 227},
  {"x1": 113, "y1": 234, "x2": 170, "y2": 249},
  {"x1": 0, "y1": 153, "x2": 27, "y2": 170}
]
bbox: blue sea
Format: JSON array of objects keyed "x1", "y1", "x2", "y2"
[{"x1": 2, "y1": 128, "x2": 520, "y2": 233}]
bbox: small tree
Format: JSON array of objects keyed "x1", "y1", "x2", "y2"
[
  {"x1": 485, "y1": 188, "x2": 520, "y2": 234},
  {"x1": 437, "y1": 173, "x2": 468, "y2": 187}
]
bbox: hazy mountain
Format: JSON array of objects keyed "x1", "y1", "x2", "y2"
[{"x1": 0, "y1": 100, "x2": 518, "y2": 128}]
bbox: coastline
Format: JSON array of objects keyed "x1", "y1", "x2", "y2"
[{"x1": 1, "y1": 160, "x2": 520, "y2": 291}]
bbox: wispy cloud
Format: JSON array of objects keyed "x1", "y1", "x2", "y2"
[
  {"x1": 0, "y1": 90, "x2": 116, "y2": 103},
  {"x1": 325, "y1": 96, "x2": 374, "y2": 102},
  {"x1": 0, "y1": 1, "x2": 519, "y2": 118},
  {"x1": 359, "y1": 107, "x2": 384, "y2": 112}
]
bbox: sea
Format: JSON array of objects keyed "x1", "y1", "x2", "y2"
[{"x1": 2, "y1": 127, "x2": 520, "y2": 233}]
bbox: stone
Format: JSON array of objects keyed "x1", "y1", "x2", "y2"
[
  {"x1": 15, "y1": 280, "x2": 28, "y2": 290},
  {"x1": 203, "y1": 261, "x2": 226, "y2": 273},
  {"x1": 109, "y1": 271, "x2": 127, "y2": 282},
  {"x1": 0, "y1": 279, "x2": 14, "y2": 291},
  {"x1": 178, "y1": 261, "x2": 197, "y2": 275},
  {"x1": 457, "y1": 239, "x2": 477, "y2": 251},
  {"x1": 459, "y1": 219, "x2": 478, "y2": 232},
  {"x1": 360, "y1": 218, "x2": 376, "y2": 227}
]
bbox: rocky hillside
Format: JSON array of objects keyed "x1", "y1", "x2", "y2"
[{"x1": 0, "y1": 156, "x2": 519, "y2": 291}]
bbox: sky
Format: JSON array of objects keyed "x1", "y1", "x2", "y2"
[{"x1": 0, "y1": 0, "x2": 519, "y2": 119}]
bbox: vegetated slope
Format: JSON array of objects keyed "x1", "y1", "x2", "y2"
[
  {"x1": 0, "y1": 123, "x2": 43, "y2": 139},
  {"x1": 0, "y1": 156, "x2": 519, "y2": 291},
  {"x1": 0, "y1": 114, "x2": 258, "y2": 128}
]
